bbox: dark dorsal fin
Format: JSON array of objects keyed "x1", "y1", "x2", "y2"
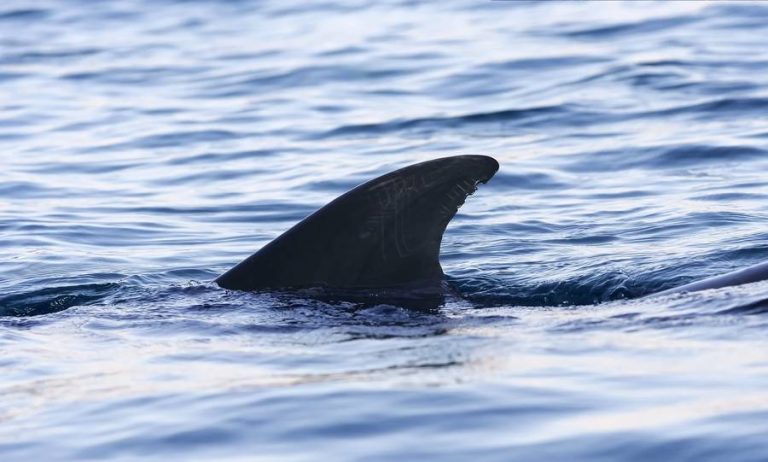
[{"x1": 216, "y1": 155, "x2": 499, "y2": 291}]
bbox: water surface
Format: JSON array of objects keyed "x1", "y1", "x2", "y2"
[{"x1": 2, "y1": 1, "x2": 768, "y2": 461}]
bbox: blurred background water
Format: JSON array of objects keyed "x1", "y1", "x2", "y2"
[{"x1": 2, "y1": 0, "x2": 768, "y2": 460}]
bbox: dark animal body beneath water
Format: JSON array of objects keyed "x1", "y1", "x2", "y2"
[{"x1": 216, "y1": 155, "x2": 768, "y2": 302}]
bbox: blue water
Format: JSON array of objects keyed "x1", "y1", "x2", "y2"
[{"x1": 2, "y1": 0, "x2": 768, "y2": 460}]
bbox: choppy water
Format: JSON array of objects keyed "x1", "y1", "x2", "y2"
[{"x1": 2, "y1": 1, "x2": 768, "y2": 460}]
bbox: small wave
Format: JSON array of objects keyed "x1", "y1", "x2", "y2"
[
  {"x1": 451, "y1": 271, "x2": 640, "y2": 308},
  {"x1": 692, "y1": 192, "x2": 768, "y2": 202},
  {"x1": 0, "y1": 49, "x2": 101, "y2": 65},
  {"x1": 489, "y1": 171, "x2": 571, "y2": 191},
  {"x1": 562, "y1": 15, "x2": 699, "y2": 39},
  {"x1": 719, "y1": 297, "x2": 768, "y2": 315},
  {"x1": 62, "y1": 65, "x2": 207, "y2": 85},
  {"x1": 0, "y1": 71, "x2": 29, "y2": 82},
  {"x1": 0, "y1": 283, "x2": 119, "y2": 317},
  {"x1": 199, "y1": 64, "x2": 416, "y2": 98},
  {"x1": 319, "y1": 105, "x2": 594, "y2": 138},
  {"x1": 0, "y1": 8, "x2": 49, "y2": 21},
  {"x1": 651, "y1": 97, "x2": 768, "y2": 118},
  {"x1": 163, "y1": 149, "x2": 279, "y2": 167},
  {"x1": 0, "y1": 181, "x2": 65, "y2": 199},
  {"x1": 83, "y1": 129, "x2": 246, "y2": 152},
  {"x1": 565, "y1": 144, "x2": 766, "y2": 172}
]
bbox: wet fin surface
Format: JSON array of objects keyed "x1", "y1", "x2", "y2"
[{"x1": 216, "y1": 155, "x2": 499, "y2": 292}]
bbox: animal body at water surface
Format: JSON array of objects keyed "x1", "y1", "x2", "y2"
[{"x1": 216, "y1": 155, "x2": 768, "y2": 301}]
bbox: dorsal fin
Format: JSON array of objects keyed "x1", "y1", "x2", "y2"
[{"x1": 216, "y1": 155, "x2": 499, "y2": 291}]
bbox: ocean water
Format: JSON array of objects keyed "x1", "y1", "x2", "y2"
[{"x1": 2, "y1": 0, "x2": 768, "y2": 460}]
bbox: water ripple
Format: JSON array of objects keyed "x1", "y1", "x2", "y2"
[{"x1": 2, "y1": 1, "x2": 768, "y2": 460}]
